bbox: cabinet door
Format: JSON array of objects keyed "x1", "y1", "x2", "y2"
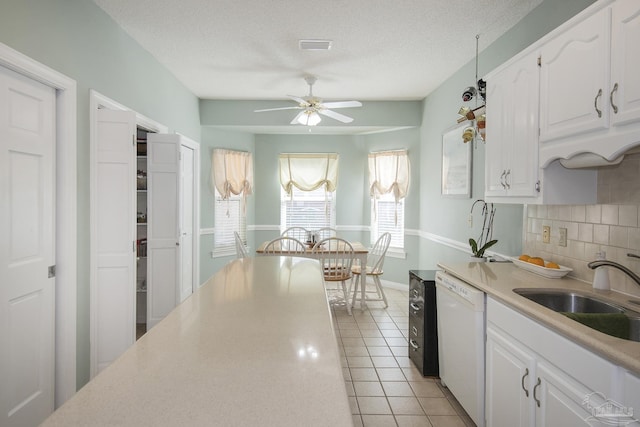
[
  {"x1": 485, "y1": 51, "x2": 539, "y2": 198},
  {"x1": 505, "y1": 51, "x2": 540, "y2": 197},
  {"x1": 485, "y1": 67, "x2": 510, "y2": 197},
  {"x1": 535, "y1": 361, "x2": 594, "y2": 427},
  {"x1": 147, "y1": 134, "x2": 180, "y2": 329},
  {"x1": 540, "y1": 8, "x2": 610, "y2": 142},
  {"x1": 486, "y1": 326, "x2": 535, "y2": 427},
  {"x1": 610, "y1": 0, "x2": 640, "y2": 127}
]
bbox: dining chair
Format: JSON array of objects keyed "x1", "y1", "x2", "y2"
[
  {"x1": 350, "y1": 232, "x2": 391, "y2": 310},
  {"x1": 312, "y1": 237, "x2": 354, "y2": 315},
  {"x1": 281, "y1": 226, "x2": 310, "y2": 243},
  {"x1": 263, "y1": 236, "x2": 307, "y2": 254},
  {"x1": 234, "y1": 231, "x2": 248, "y2": 259},
  {"x1": 314, "y1": 227, "x2": 337, "y2": 240}
]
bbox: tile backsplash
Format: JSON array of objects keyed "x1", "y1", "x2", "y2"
[{"x1": 523, "y1": 154, "x2": 640, "y2": 297}]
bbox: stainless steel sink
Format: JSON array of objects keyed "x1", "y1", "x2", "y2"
[
  {"x1": 513, "y1": 288, "x2": 625, "y2": 314},
  {"x1": 513, "y1": 288, "x2": 640, "y2": 342}
]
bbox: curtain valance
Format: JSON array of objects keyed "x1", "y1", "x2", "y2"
[
  {"x1": 368, "y1": 150, "x2": 410, "y2": 201},
  {"x1": 279, "y1": 153, "x2": 339, "y2": 195},
  {"x1": 212, "y1": 149, "x2": 254, "y2": 199}
]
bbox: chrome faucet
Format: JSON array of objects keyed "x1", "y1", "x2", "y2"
[{"x1": 588, "y1": 253, "x2": 640, "y2": 287}]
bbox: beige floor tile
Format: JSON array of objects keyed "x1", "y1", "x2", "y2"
[
  {"x1": 395, "y1": 356, "x2": 412, "y2": 368},
  {"x1": 376, "y1": 368, "x2": 407, "y2": 381},
  {"x1": 376, "y1": 322, "x2": 399, "y2": 330},
  {"x1": 361, "y1": 414, "x2": 397, "y2": 427},
  {"x1": 352, "y1": 414, "x2": 364, "y2": 427},
  {"x1": 381, "y1": 329, "x2": 404, "y2": 338},
  {"x1": 388, "y1": 396, "x2": 426, "y2": 415},
  {"x1": 418, "y1": 398, "x2": 457, "y2": 416},
  {"x1": 390, "y1": 346, "x2": 408, "y2": 357},
  {"x1": 357, "y1": 396, "x2": 392, "y2": 415},
  {"x1": 385, "y1": 337, "x2": 409, "y2": 347},
  {"x1": 372, "y1": 356, "x2": 399, "y2": 368},
  {"x1": 345, "y1": 381, "x2": 355, "y2": 396},
  {"x1": 353, "y1": 381, "x2": 385, "y2": 397},
  {"x1": 402, "y1": 367, "x2": 432, "y2": 382},
  {"x1": 367, "y1": 346, "x2": 393, "y2": 357},
  {"x1": 409, "y1": 381, "x2": 444, "y2": 398},
  {"x1": 361, "y1": 329, "x2": 384, "y2": 338},
  {"x1": 350, "y1": 368, "x2": 379, "y2": 381},
  {"x1": 341, "y1": 329, "x2": 364, "y2": 337},
  {"x1": 381, "y1": 381, "x2": 414, "y2": 397},
  {"x1": 364, "y1": 337, "x2": 389, "y2": 346},
  {"x1": 348, "y1": 356, "x2": 374, "y2": 368},
  {"x1": 345, "y1": 346, "x2": 370, "y2": 356},
  {"x1": 395, "y1": 415, "x2": 434, "y2": 427},
  {"x1": 349, "y1": 396, "x2": 360, "y2": 414},
  {"x1": 426, "y1": 415, "x2": 467, "y2": 427},
  {"x1": 342, "y1": 337, "x2": 367, "y2": 347}
]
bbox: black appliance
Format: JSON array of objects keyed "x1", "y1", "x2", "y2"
[{"x1": 408, "y1": 270, "x2": 439, "y2": 376}]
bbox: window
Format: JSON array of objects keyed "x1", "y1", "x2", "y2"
[
  {"x1": 278, "y1": 153, "x2": 339, "y2": 233},
  {"x1": 211, "y1": 149, "x2": 253, "y2": 256},
  {"x1": 371, "y1": 193, "x2": 404, "y2": 249},
  {"x1": 214, "y1": 191, "x2": 246, "y2": 254},
  {"x1": 368, "y1": 150, "x2": 410, "y2": 249},
  {"x1": 280, "y1": 186, "x2": 335, "y2": 232}
]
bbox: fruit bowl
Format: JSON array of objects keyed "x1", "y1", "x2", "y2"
[{"x1": 510, "y1": 257, "x2": 572, "y2": 279}]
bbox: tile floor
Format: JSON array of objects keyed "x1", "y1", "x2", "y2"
[{"x1": 329, "y1": 286, "x2": 475, "y2": 427}]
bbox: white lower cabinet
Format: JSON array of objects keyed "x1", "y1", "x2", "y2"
[{"x1": 485, "y1": 297, "x2": 629, "y2": 427}]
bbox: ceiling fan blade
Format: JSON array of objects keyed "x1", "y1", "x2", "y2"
[
  {"x1": 286, "y1": 95, "x2": 309, "y2": 105},
  {"x1": 254, "y1": 106, "x2": 302, "y2": 113},
  {"x1": 318, "y1": 109, "x2": 354, "y2": 123},
  {"x1": 321, "y1": 100, "x2": 362, "y2": 109}
]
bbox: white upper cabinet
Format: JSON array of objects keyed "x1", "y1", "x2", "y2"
[
  {"x1": 539, "y1": 0, "x2": 640, "y2": 166},
  {"x1": 485, "y1": 50, "x2": 540, "y2": 200},
  {"x1": 610, "y1": 0, "x2": 640, "y2": 127},
  {"x1": 539, "y1": 8, "x2": 610, "y2": 143}
]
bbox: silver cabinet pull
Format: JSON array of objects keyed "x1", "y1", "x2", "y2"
[
  {"x1": 500, "y1": 170, "x2": 507, "y2": 189},
  {"x1": 505, "y1": 169, "x2": 511, "y2": 189},
  {"x1": 610, "y1": 83, "x2": 619, "y2": 114},
  {"x1": 595, "y1": 88, "x2": 603, "y2": 118},
  {"x1": 409, "y1": 339, "x2": 419, "y2": 350},
  {"x1": 412, "y1": 326, "x2": 418, "y2": 336},
  {"x1": 521, "y1": 368, "x2": 530, "y2": 397},
  {"x1": 533, "y1": 377, "x2": 542, "y2": 407},
  {"x1": 410, "y1": 303, "x2": 420, "y2": 312}
]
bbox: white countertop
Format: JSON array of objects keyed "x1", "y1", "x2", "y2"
[
  {"x1": 42, "y1": 256, "x2": 353, "y2": 426},
  {"x1": 437, "y1": 261, "x2": 640, "y2": 375}
]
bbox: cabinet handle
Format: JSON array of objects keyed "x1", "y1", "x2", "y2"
[
  {"x1": 610, "y1": 83, "x2": 619, "y2": 114},
  {"x1": 595, "y1": 88, "x2": 603, "y2": 118},
  {"x1": 505, "y1": 169, "x2": 511, "y2": 189},
  {"x1": 412, "y1": 289, "x2": 419, "y2": 298},
  {"x1": 409, "y1": 339, "x2": 419, "y2": 350},
  {"x1": 410, "y1": 303, "x2": 421, "y2": 313},
  {"x1": 500, "y1": 170, "x2": 507, "y2": 189},
  {"x1": 521, "y1": 368, "x2": 530, "y2": 397},
  {"x1": 533, "y1": 377, "x2": 541, "y2": 407},
  {"x1": 412, "y1": 326, "x2": 418, "y2": 336}
]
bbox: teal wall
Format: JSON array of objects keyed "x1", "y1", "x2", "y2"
[
  {"x1": 0, "y1": 0, "x2": 200, "y2": 388},
  {"x1": 0, "y1": 0, "x2": 595, "y2": 394},
  {"x1": 417, "y1": 0, "x2": 595, "y2": 269}
]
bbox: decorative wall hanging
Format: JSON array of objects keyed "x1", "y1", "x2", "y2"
[
  {"x1": 456, "y1": 34, "x2": 486, "y2": 145},
  {"x1": 442, "y1": 124, "x2": 472, "y2": 198}
]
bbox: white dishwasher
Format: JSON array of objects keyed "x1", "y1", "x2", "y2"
[{"x1": 435, "y1": 270, "x2": 486, "y2": 427}]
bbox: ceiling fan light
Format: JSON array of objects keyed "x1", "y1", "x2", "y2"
[{"x1": 297, "y1": 111, "x2": 321, "y2": 126}]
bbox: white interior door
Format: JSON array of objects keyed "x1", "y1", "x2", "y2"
[
  {"x1": 147, "y1": 134, "x2": 180, "y2": 328},
  {"x1": 93, "y1": 108, "x2": 136, "y2": 374},
  {"x1": 0, "y1": 65, "x2": 56, "y2": 426},
  {"x1": 179, "y1": 143, "x2": 195, "y2": 302}
]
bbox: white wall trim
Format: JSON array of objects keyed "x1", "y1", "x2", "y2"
[{"x1": 0, "y1": 42, "x2": 78, "y2": 408}]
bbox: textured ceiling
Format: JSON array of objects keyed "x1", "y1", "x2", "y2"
[{"x1": 92, "y1": 0, "x2": 542, "y2": 102}]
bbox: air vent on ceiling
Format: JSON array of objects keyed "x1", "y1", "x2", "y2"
[{"x1": 299, "y1": 39, "x2": 332, "y2": 51}]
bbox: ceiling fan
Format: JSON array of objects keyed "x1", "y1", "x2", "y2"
[{"x1": 254, "y1": 75, "x2": 362, "y2": 126}]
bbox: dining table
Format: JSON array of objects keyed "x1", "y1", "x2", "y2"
[{"x1": 256, "y1": 239, "x2": 369, "y2": 310}]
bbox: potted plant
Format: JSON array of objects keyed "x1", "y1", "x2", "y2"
[{"x1": 469, "y1": 199, "x2": 497, "y2": 261}]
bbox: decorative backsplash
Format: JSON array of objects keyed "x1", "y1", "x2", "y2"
[{"x1": 523, "y1": 153, "x2": 640, "y2": 297}]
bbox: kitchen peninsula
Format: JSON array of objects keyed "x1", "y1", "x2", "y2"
[{"x1": 42, "y1": 257, "x2": 352, "y2": 426}]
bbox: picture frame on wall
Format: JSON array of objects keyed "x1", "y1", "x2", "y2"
[{"x1": 441, "y1": 124, "x2": 472, "y2": 198}]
